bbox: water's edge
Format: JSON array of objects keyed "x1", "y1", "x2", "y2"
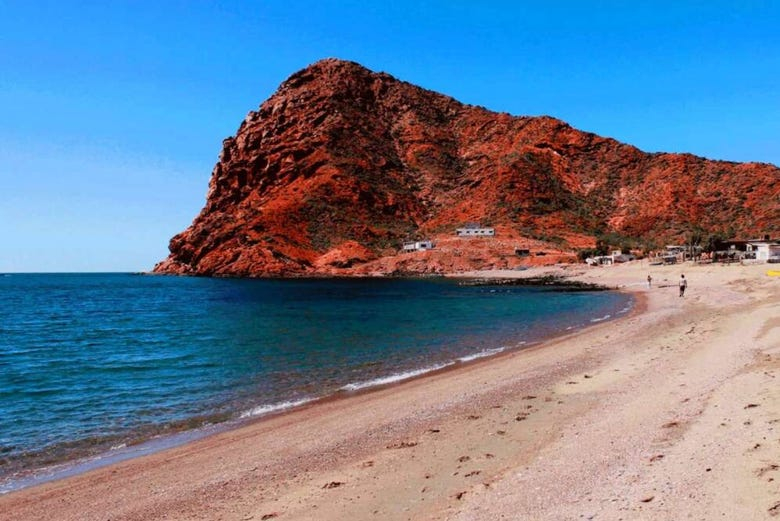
[{"x1": 0, "y1": 284, "x2": 634, "y2": 494}]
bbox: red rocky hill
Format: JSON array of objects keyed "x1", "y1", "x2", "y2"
[{"x1": 154, "y1": 59, "x2": 780, "y2": 276}]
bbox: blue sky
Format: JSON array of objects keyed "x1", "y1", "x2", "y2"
[{"x1": 1, "y1": 1, "x2": 778, "y2": 272}]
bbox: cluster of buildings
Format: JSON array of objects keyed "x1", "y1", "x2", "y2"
[
  {"x1": 585, "y1": 251, "x2": 636, "y2": 266},
  {"x1": 647, "y1": 237, "x2": 780, "y2": 265},
  {"x1": 713, "y1": 237, "x2": 780, "y2": 263},
  {"x1": 401, "y1": 223, "x2": 495, "y2": 252},
  {"x1": 398, "y1": 223, "x2": 779, "y2": 265}
]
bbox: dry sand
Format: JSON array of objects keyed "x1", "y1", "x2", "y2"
[{"x1": 1, "y1": 261, "x2": 779, "y2": 521}]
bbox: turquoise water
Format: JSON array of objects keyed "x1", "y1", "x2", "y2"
[{"x1": 0, "y1": 273, "x2": 631, "y2": 486}]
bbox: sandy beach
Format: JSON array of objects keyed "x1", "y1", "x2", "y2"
[{"x1": 2, "y1": 261, "x2": 779, "y2": 521}]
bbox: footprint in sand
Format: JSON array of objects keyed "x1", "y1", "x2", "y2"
[
  {"x1": 756, "y1": 464, "x2": 779, "y2": 478},
  {"x1": 387, "y1": 441, "x2": 418, "y2": 449}
]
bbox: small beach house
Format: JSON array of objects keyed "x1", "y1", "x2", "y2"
[
  {"x1": 585, "y1": 255, "x2": 613, "y2": 266},
  {"x1": 747, "y1": 241, "x2": 780, "y2": 262},
  {"x1": 402, "y1": 240, "x2": 434, "y2": 252}
]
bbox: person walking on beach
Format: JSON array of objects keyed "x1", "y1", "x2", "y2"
[
  {"x1": 647, "y1": 274, "x2": 652, "y2": 289},
  {"x1": 679, "y1": 274, "x2": 687, "y2": 297}
]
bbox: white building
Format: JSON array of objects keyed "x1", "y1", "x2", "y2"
[
  {"x1": 747, "y1": 241, "x2": 780, "y2": 261},
  {"x1": 586, "y1": 251, "x2": 636, "y2": 266},
  {"x1": 585, "y1": 255, "x2": 613, "y2": 266},
  {"x1": 402, "y1": 240, "x2": 434, "y2": 252},
  {"x1": 455, "y1": 226, "x2": 495, "y2": 237}
]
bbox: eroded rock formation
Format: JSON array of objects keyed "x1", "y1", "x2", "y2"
[{"x1": 154, "y1": 59, "x2": 780, "y2": 276}]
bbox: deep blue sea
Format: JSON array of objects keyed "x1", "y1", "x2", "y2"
[{"x1": 0, "y1": 273, "x2": 631, "y2": 489}]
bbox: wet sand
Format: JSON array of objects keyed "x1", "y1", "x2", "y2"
[{"x1": 1, "y1": 261, "x2": 779, "y2": 520}]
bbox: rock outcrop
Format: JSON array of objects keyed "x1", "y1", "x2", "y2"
[{"x1": 154, "y1": 59, "x2": 780, "y2": 276}]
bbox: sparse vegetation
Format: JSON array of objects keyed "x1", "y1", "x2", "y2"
[{"x1": 156, "y1": 58, "x2": 780, "y2": 277}]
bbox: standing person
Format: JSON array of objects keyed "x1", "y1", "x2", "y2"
[
  {"x1": 679, "y1": 274, "x2": 687, "y2": 297},
  {"x1": 647, "y1": 274, "x2": 652, "y2": 289}
]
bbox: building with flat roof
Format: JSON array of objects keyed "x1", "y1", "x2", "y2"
[
  {"x1": 455, "y1": 223, "x2": 495, "y2": 237},
  {"x1": 402, "y1": 240, "x2": 434, "y2": 252},
  {"x1": 747, "y1": 241, "x2": 780, "y2": 261}
]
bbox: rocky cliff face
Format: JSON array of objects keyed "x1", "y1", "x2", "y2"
[{"x1": 154, "y1": 59, "x2": 780, "y2": 276}]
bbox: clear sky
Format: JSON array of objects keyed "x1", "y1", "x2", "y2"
[{"x1": 1, "y1": 1, "x2": 778, "y2": 272}]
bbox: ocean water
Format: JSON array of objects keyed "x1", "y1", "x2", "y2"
[{"x1": 0, "y1": 273, "x2": 631, "y2": 488}]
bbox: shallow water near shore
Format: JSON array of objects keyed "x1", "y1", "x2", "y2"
[{"x1": 0, "y1": 273, "x2": 632, "y2": 491}]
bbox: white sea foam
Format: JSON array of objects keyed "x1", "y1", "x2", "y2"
[
  {"x1": 340, "y1": 363, "x2": 453, "y2": 392},
  {"x1": 239, "y1": 398, "x2": 316, "y2": 419},
  {"x1": 457, "y1": 346, "x2": 507, "y2": 363},
  {"x1": 590, "y1": 314, "x2": 612, "y2": 323}
]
